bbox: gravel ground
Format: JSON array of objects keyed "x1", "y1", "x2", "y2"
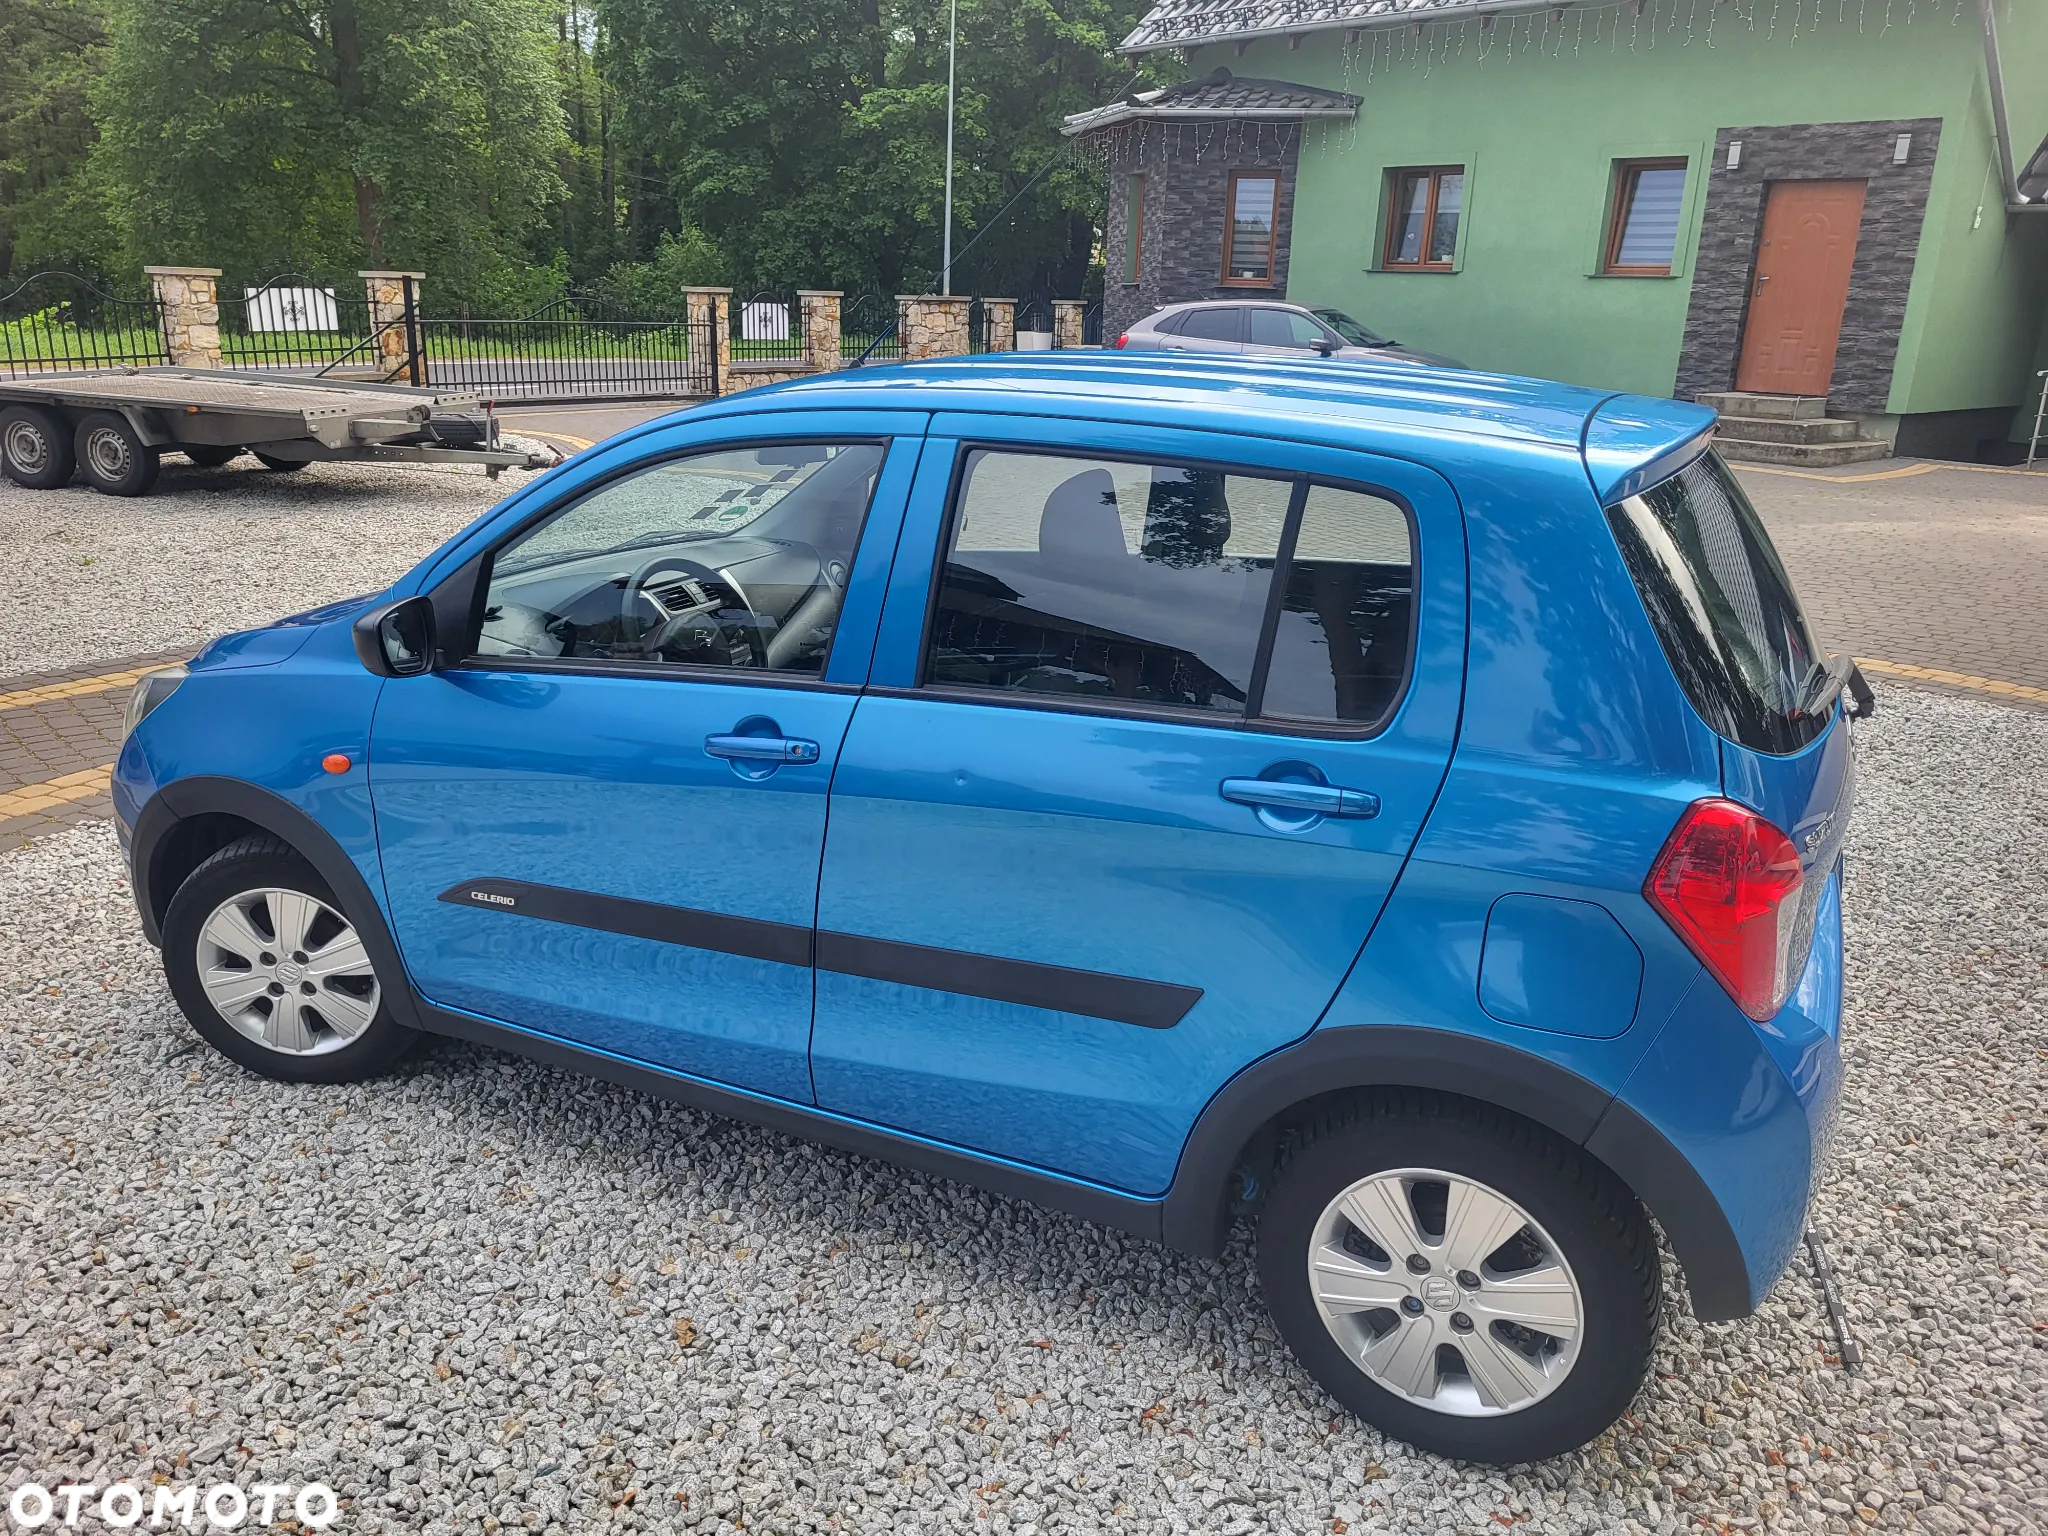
[
  {"x1": 0, "y1": 684, "x2": 2043, "y2": 1534},
  {"x1": 0, "y1": 452, "x2": 551, "y2": 677}
]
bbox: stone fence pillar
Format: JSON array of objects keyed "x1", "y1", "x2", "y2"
[
  {"x1": 798, "y1": 290, "x2": 842, "y2": 372},
  {"x1": 982, "y1": 299, "x2": 1016, "y2": 353},
  {"x1": 1052, "y1": 299, "x2": 1085, "y2": 350},
  {"x1": 685, "y1": 287, "x2": 732, "y2": 395},
  {"x1": 897, "y1": 295, "x2": 971, "y2": 361},
  {"x1": 145, "y1": 266, "x2": 222, "y2": 369},
  {"x1": 359, "y1": 271, "x2": 425, "y2": 383}
]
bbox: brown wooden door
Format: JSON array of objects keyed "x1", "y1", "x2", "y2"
[{"x1": 1735, "y1": 179, "x2": 1867, "y2": 396}]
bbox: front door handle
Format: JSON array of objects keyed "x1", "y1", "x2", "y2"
[
  {"x1": 1219, "y1": 777, "x2": 1380, "y2": 819},
  {"x1": 705, "y1": 733, "x2": 821, "y2": 765}
]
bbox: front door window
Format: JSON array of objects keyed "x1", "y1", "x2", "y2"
[{"x1": 477, "y1": 442, "x2": 884, "y2": 673}]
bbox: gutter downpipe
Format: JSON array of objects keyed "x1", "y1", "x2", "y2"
[{"x1": 1977, "y1": 0, "x2": 2040, "y2": 214}]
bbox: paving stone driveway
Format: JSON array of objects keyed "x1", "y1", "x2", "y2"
[{"x1": 1736, "y1": 459, "x2": 2048, "y2": 702}]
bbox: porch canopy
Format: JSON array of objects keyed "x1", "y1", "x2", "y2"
[{"x1": 1061, "y1": 67, "x2": 1361, "y2": 136}]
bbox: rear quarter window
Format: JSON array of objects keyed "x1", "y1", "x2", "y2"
[{"x1": 1605, "y1": 451, "x2": 1828, "y2": 755}]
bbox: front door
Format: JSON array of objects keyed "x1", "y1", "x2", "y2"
[
  {"x1": 807, "y1": 421, "x2": 1466, "y2": 1196},
  {"x1": 370, "y1": 430, "x2": 916, "y2": 1101},
  {"x1": 1735, "y1": 179, "x2": 1867, "y2": 396}
]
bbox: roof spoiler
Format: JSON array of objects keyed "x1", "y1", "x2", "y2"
[{"x1": 1582, "y1": 394, "x2": 1719, "y2": 506}]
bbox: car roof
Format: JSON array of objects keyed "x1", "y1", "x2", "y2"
[
  {"x1": 1140, "y1": 298, "x2": 1300, "y2": 317},
  {"x1": 687, "y1": 351, "x2": 1715, "y2": 496}
]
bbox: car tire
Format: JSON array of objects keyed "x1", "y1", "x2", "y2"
[
  {"x1": 181, "y1": 444, "x2": 243, "y2": 468},
  {"x1": 251, "y1": 450, "x2": 308, "y2": 471},
  {"x1": 73, "y1": 410, "x2": 160, "y2": 496},
  {"x1": 1, "y1": 404, "x2": 77, "y2": 489},
  {"x1": 1256, "y1": 1091, "x2": 1660, "y2": 1465},
  {"x1": 161, "y1": 834, "x2": 417, "y2": 1084}
]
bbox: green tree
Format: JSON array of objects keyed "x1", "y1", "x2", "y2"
[
  {"x1": 0, "y1": 0, "x2": 118, "y2": 281},
  {"x1": 92, "y1": 0, "x2": 570, "y2": 301},
  {"x1": 599, "y1": 0, "x2": 1152, "y2": 297}
]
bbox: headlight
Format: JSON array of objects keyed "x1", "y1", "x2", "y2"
[{"x1": 123, "y1": 664, "x2": 188, "y2": 739}]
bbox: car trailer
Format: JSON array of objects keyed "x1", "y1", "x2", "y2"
[{"x1": 0, "y1": 368, "x2": 559, "y2": 497}]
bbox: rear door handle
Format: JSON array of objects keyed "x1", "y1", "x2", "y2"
[
  {"x1": 705, "y1": 733, "x2": 821, "y2": 764},
  {"x1": 1219, "y1": 778, "x2": 1380, "y2": 819}
]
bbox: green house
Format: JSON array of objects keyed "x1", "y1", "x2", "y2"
[{"x1": 1069, "y1": 0, "x2": 2048, "y2": 462}]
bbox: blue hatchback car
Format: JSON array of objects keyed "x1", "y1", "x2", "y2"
[{"x1": 116, "y1": 354, "x2": 1853, "y2": 1464}]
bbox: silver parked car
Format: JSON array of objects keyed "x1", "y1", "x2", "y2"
[{"x1": 1114, "y1": 299, "x2": 1463, "y2": 369}]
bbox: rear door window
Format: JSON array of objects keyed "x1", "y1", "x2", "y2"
[
  {"x1": 1257, "y1": 485, "x2": 1415, "y2": 726},
  {"x1": 1606, "y1": 451, "x2": 1828, "y2": 753},
  {"x1": 927, "y1": 450, "x2": 1290, "y2": 713},
  {"x1": 1176, "y1": 307, "x2": 1244, "y2": 345},
  {"x1": 923, "y1": 449, "x2": 1418, "y2": 729}
]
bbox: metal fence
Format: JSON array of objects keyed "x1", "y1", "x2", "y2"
[
  {"x1": 0, "y1": 272, "x2": 168, "y2": 377},
  {"x1": 731, "y1": 292, "x2": 805, "y2": 364},
  {"x1": 842, "y1": 294, "x2": 899, "y2": 366},
  {"x1": 418, "y1": 294, "x2": 716, "y2": 403},
  {"x1": 216, "y1": 275, "x2": 393, "y2": 375}
]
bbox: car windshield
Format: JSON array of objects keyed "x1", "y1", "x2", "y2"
[
  {"x1": 1313, "y1": 309, "x2": 1392, "y2": 347},
  {"x1": 1606, "y1": 451, "x2": 1831, "y2": 754},
  {"x1": 494, "y1": 448, "x2": 854, "y2": 576}
]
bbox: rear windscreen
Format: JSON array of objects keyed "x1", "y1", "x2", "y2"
[{"x1": 1606, "y1": 451, "x2": 1829, "y2": 755}]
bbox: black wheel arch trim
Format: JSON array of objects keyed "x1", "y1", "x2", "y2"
[
  {"x1": 132, "y1": 775, "x2": 425, "y2": 1033},
  {"x1": 1155, "y1": 1024, "x2": 1754, "y2": 1322}
]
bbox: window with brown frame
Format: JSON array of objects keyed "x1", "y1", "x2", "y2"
[
  {"x1": 1123, "y1": 174, "x2": 1146, "y2": 285},
  {"x1": 1221, "y1": 172, "x2": 1280, "y2": 285},
  {"x1": 1382, "y1": 167, "x2": 1463, "y2": 270},
  {"x1": 1603, "y1": 159, "x2": 1689, "y2": 276}
]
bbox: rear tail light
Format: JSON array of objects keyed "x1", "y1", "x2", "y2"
[
  {"x1": 1115, "y1": 333, "x2": 1129, "y2": 349},
  {"x1": 1644, "y1": 798, "x2": 1805, "y2": 1022}
]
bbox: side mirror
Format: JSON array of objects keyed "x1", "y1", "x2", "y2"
[
  {"x1": 1311, "y1": 338, "x2": 1338, "y2": 356},
  {"x1": 352, "y1": 594, "x2": 438, "y2": 678}
]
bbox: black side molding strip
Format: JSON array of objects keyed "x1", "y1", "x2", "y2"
[
  {"x1": 439, "y1": 878, "x2": 814, "y2": 969},
  {"x1": 440, "y1": 876, "x2": 1200, "y2": 1029},
  {"x1": 816, "y1": 930, "x2": 1202, "y2": 1030}
]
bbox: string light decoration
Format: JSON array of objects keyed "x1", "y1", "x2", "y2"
[{"x1": 1077, "y1": 0, "x2": 1967, "y2": 176}]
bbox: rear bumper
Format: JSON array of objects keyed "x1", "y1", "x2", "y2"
[{"x1": 1601, "y1": 866, "x2": 1844, "y2": 1320}]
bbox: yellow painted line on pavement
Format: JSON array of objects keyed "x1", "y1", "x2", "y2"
[
  {"x1": 0, "y1": 764, "x2": 113, "y2": 821},
  {"x1": 1732, "y1": 462, "x2": 1941, "y2": 484},
  {"x1": 1859, "y1": 659, "x2": 2048, "y2": 706},
  {"x1": 1735, "y1": 459, "x2": 2048, "y2": 484},
  {"x1": 0, "y1": 666, "x2": 153, "y2": 714}
]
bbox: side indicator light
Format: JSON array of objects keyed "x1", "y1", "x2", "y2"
[{"x1": 322, "y1": 753, "x2": 353, "y2": 774}]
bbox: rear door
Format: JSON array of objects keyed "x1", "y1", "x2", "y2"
[
  {"x1": 369, "y1": 416, "x2": 923, "y2": 1101},
  {"x1": 1163, "y1": 306, "x2": 1246, "y2": 354},
  {"x1": 806, "y1": 417, "x2": 1467, "y2": 1195}
]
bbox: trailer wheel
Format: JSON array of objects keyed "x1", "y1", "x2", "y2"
[
  {"x1": 1, "y1": 405, "x2": 77, "y2": 489},
  {"x1": 251, "y1": 451, "x2": 308, "y2": 472},
  {"x1": 182, "y1": 444, "x2": 243, "y2": 468},
  {"x1": 74, "y1": 412, "x2": 160, "y2": 497}
]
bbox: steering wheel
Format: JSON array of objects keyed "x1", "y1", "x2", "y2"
[{"x1": 622, "y1": 555, "x2": 769, "y2": 667}]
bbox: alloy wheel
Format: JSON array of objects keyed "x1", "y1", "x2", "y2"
[
  {"x1": 195, "y1": 887, "x2": 381, "y2": 1055},
  {"x1": 1306, "y1": 1167, "x2": 1584, "y2": 1417}
]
